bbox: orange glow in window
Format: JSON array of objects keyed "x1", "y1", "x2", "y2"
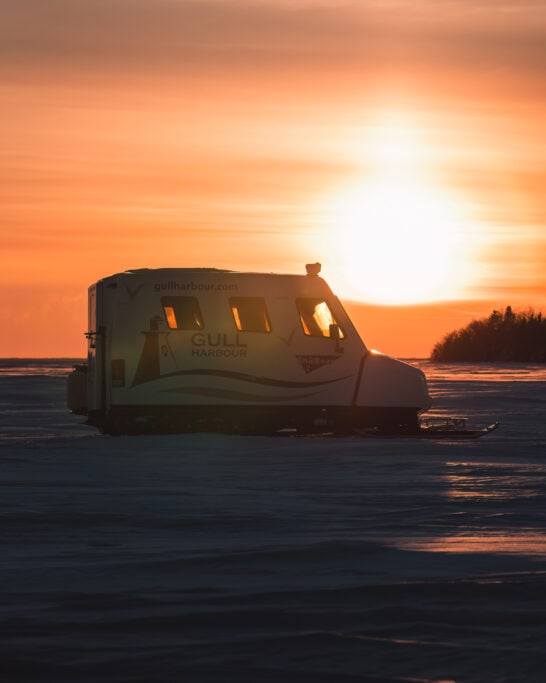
[{"x1": 164, "y1": 306, "x2": 177, "y2": 329}]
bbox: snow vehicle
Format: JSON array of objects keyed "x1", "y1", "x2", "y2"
[{"x1": 68, "y1": 263, "x2": 436, "y2": 435}]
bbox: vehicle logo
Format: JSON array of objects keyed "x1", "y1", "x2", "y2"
[{"x1": 296, "y1": 355, "x2": 340, "y2": 374}]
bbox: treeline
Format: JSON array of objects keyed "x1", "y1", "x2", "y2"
[{"x1": 431, "y1": 307, "x2": 546, "y2": 362}]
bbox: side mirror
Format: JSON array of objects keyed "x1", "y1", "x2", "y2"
[
  {"x1": 329, "y1": 324, "x2": 345, "y2": 353},
  {"x1": 329, "y1": 323, "x2": 341, "y2": 339}
]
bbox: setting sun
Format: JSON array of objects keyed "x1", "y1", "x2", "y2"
[
  {"x1": 318, "y1": 177, "x2": 480, "y2": 305},
  {"x1": 314, "y1": 117, "x2": 483, "y2": 305}
]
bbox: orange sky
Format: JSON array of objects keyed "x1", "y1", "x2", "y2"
[{"x1": 1, "y1": 0, "x2": 545, "y2": 357}]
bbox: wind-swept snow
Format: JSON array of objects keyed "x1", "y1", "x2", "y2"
[{"x1": 1, "y1": 359, "x2": 545, "y2": 682}]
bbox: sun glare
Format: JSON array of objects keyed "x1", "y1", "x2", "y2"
[
  {"x1": 315, "y1": 119, "x2": 482, "y2": 305},
  {"x1": 321, "y1": 179, "x2": 476, "y2": 304}
]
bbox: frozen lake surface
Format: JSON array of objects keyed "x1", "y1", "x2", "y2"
[{"x1": 1, "y1": 359, "x2": 546, "y2": 682}]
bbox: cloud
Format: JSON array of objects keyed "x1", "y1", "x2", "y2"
[{"x1": 1, "y1": 0, "x2": 545, "y2": 82}]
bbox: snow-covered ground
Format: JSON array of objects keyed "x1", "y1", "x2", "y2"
[{"x1": 1, "y1": 359, "x2": 546, "y2": 682}]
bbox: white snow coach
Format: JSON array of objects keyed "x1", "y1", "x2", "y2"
[{"x1": 67, "y1": 264, "x2": 432, "y2": 434}]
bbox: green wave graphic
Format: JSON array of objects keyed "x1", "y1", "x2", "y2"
[
  {"x1": 135, "y1": 367, "x2": 352, "y2": 388},
  {"x1": 162, "y1": 386, "x2": 322, "y2": 402}
]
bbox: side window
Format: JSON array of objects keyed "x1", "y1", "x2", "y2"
[
  {"x1": 161, "y1": 296, "x2": 204, "y2": 330},
  {"x1": 230, "y1": 297, "x2": 271, "y2": 333},
  {"x1": 296, "y1": 298, "x2": 345, "y2": 338}
]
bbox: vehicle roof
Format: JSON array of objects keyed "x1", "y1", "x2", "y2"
[{"x1": 95, "y1": 266, "x2": 324, "y2": 284}]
